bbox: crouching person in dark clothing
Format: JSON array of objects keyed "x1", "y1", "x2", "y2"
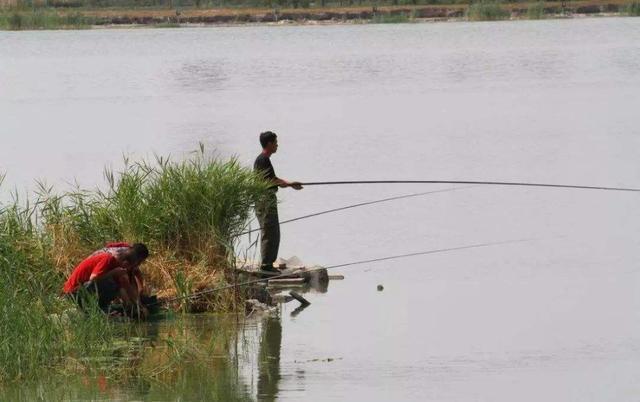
[{"x1": 63, "y1": 242, "x2": 150, "y2": 319}]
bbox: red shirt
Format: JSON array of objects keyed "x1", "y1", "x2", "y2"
[{"x1": 62, "y1": 252, "x2": 120, "y2": 293}]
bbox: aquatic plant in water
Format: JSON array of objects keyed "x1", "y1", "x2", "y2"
[{"x1": 0, "y1": 201, "x2": 118, "y2": 383}]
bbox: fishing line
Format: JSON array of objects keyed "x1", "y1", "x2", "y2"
[
  {"x1": 154, "y1": 238, "x2": 527, "y2": 306},
  {"x1": 299, "y1": 180, "x2": 640, "y2": 193},
  {"x1": 238, "y1": 186, "x2": 469, "y2": 236}
]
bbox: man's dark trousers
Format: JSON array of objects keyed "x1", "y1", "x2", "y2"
[
  {"x1": 257, "y1": 193, "x2": 280, "y2": 269},
  {"x1": 69, "y1": 278, "x2": 120, "y2": 313}
]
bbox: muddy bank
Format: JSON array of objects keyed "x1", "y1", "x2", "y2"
[
  {"x1": 1, "y1": 0, "x2": 635, "y2": 30},
  {"x1": 75, "y1": 1, "x2": 638, "y2": 27}
]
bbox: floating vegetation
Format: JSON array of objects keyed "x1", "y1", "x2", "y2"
[{"x1": 466, "y1": 2, "x2": 510, "y2": 21}]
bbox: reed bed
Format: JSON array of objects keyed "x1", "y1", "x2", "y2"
[
  {"x1": 0, "y1": 9, "x2": 94, "y2": 30},
  {"x1": 0, "y1": 147, "x2": 271, "y2": 383},
  {"x1": 626, "y1": 1, "x2": 640, "y2": 14},
  {"x1": 466, "y1": 1, "x2": 510, "y2": 20},
  {"x1": 40, "y1": 148, "x2": 270, "y2": 307},
  {"x1": 526, "y1": 0, "x2": 545, "y2": 18},
  {"x1": 0, "y1": 201, "x2": 118, "y2": 383},
  {"x1": 370, "y1": 11, "x2": 412, "y2": 22}
]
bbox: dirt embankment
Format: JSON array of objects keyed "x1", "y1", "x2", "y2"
[{"x1": 64, "y1": 0, "x2": 630, "y2": 26}]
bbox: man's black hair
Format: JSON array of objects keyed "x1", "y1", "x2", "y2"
[
  {"x1": 259, "y1": 131, "x2": 277, "y2": 148},
  {"x1": 130, "y1": 243, "x2": 149, "y2": 261}
]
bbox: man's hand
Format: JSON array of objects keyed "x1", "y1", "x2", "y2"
[{"x1": 290, "y1": 181, "x2": 303, "y2": 190}]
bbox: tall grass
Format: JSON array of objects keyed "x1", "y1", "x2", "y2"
[
  {"x1": 40, "y1": 147, "x2": 270, "y2": 302},
  {"x1": 526, "y1": 1, "x2": 545, "y2": 18},
  {"x1": 626, "y1": 1, "x2": 640, "y2": 15},
  {"x1": 0, "y1": 146, "x2": 272, "y2": 383},
  {"x1": 370, "y1": 12, "x2": 411, "y2": 23},
  {"x1": 0, "y1": 9, "x2": 95, "y2": 30},
  {"x1": 466, "y1": 1, "x2": 510, "y2": 20},
  {"x1": 0, "y1": 201, "x2": 118, "y2": 383}
]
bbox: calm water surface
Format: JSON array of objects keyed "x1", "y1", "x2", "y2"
[{"x1": 1, "y1": 18, "x2": 640, "y2": 401}]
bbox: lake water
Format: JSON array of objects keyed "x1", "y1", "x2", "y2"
[{"x1": 2, "y1": 17, "x2": 640, "y2": 401}]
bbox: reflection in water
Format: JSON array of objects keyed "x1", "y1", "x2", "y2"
[
  {"x1": 1, "y1": 281, "x2": 321, "y2": 401},
  {"x1": 1, "y1": 315, "x2": 258, "y2": 401},
  {"x1": 257, "y1": 315, "x2": 282, "y2": 402},
  {"x1": 291, "y1": 302, "x2": 310, "y2": 317}
]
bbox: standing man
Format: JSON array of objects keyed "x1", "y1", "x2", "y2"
[{"x1": 254, "y1": 131, "x2": 303, "y2": 271}]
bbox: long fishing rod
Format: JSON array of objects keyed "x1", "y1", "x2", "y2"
[
  {"x1": 237, "y1": 179, "x2": 638, "y2": 238},
  {"x1": 154, "y1": 238, "x2": 527, "y2": 306},
  {"x1": 299, "y1": 180, "x2": 640, "y2": 193},
  {"x1": 238, "y1": 186, "x2": 469, "y2": 236}
]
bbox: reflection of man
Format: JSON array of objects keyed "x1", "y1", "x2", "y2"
[
  {"x1": 254, "y1": 131, "x2": 302, "y2": 271},
  {"x1": 257, "y1": 316, "x2": 282, "y2": 401}
]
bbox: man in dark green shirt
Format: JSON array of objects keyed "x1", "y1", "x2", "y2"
[{"x1": 254, "y1": 131, "x2": 302, "y2": 271}]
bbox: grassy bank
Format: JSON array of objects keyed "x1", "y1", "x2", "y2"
[
  {"x1": 525, "y1": 0, "x2": 545, "y2": 17},
  {"x1": 465, "y1": 1, "x2": 509, "y2": 20},
  {"x1": 0, "y1": 199, "x2": 118, "y2": 382},
  {"x1": 0, "y1": 147, "x2": 270, "y2": 383},
  {"x1": 0, "y1": 8, "x2": 95, "y2": 29},
  {"x1": 626, "y1": 0, "x2": 640, "y2": 13},
  {"x1": 0, "y1": 0, "x2": 637, "y2": 29},
  {"x1": 42, "y1": 148, "x2": 270, "y2": 309}
]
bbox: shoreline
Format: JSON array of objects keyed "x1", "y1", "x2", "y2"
[{"x1": 1, "y1": 0, "x2": 638, "y2": 30}]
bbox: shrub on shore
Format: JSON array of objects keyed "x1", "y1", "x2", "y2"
[
  {"x1": 0, "y1": 9, "x2": 94, "y2": 30},
  {"x1": 370, "y1": 12, "x2": 411, "y2": 23},
  {"x1": 626, "y1": 1, "x2": 640, "y2": 15},
  {"x1": 526, "y1": 1, "x2": 545, "y2": 18},
  {"x1": 466, "y1": 1, "x2": 510, "y2": 20}
]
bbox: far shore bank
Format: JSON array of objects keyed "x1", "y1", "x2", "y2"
[{"x1": 1, "y1": 0, "x2": 639, "y2": 30}]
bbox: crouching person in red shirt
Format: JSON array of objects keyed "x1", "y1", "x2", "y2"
[{"x1": 63, "y1": 242, "x2": 150, "y2": 318}]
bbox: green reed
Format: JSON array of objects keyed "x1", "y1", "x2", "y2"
[
  {"x1": 526, "y1": 1, "x2": 545, "y2": 18},
  {"x1": 0, "y1": 146, "x2": 272, "y2": 384},
  {"x1": 626, "y1": 1, "x2": 640, "y2": 15},
  {"x1": 40, "y1": 145, "x2": 270, "y2": 258},
  {"x1": 0, "y1": 9, "x2": 95, "y2": 30},
  {"x1": 466, "y1": 1, "x2": 510, "y2": 20},
  {"x1": 370, "y1": 12, "x2": 412, "y2": 23},
  {"x1": 0, "y1": 202, "x2": 118, "y2": 383}
]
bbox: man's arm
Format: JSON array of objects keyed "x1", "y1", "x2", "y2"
[
  {"x1": 273, "y1": 177, "x2": 303, "y2": 190},
  {"x1": 88, "y1": 255, "x2": 118, "y2": 282},
  {"x1": 255, "y1": 155, "x2": 303, "y2": 190},
  {"x1": 132, "y1": 267, "x2": 145, "y2": 296},
  {"x1": 116, "y1": 274, "x2": 148, "y2": 319}
]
